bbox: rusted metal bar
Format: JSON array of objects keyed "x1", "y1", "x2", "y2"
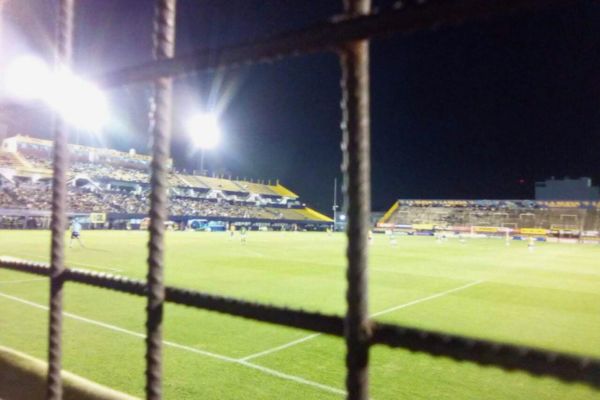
[
  {"x1": 1, "y1": 2, "x2": 593, "y2": 398},
  {"x1": 372, "y1": 322, "x2": 600, "y2": 387},
  {"x1": 0, "y1": 258, "x2": 51, "y2": 276},
  {"x1": 96, "y1": 0, "x2": 572, "y2": 88},
  {"x1": 46, "y1": 0, "x2": 74, "y2": 399},
  {"x1": 145, "y1": 0, "x2": 176, "y2": 399},
  {"x1": 340, "y1": 0, "x2": 372, "y2": 398}
]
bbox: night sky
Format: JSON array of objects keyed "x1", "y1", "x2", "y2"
[{"x1": 1, "y1": 1, "x2": 599, "y2": 214}]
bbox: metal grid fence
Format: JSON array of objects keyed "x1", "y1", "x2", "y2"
[{"x1": 1, "y1": 1, "x2": 599, "y2": 399}]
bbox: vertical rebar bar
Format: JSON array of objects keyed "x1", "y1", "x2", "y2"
[
  {"x1": 145, "y1": 0, "x2": 176, "y2": 399},
  {"x1": 340, "y1": 1, "x2": 371, "y2": 399},
  {"x1": 47, "y1": 0, "x2": 74, "y2": 399}
]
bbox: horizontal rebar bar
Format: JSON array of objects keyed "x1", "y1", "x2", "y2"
[
  {"x1": 95, "y1": 0, "x2": 573, "y2": 88},
  {"x1": 1, "y1": 257, "x2": 598, "y2": 389}
]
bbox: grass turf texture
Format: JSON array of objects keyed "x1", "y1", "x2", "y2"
[{"x1": 0, "y1": 230, "x2": 599, "y2": 399}]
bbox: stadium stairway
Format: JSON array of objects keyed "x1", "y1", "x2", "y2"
[
  {"x1": 301, "y1": 207, "x2": 333, "y2": 222},
  {"x1": 0, "y1": 151, "x2": 29, "y2": 170},
  {"x1": 378, "y1": 200, "x2": 399, "y2": 225},
  {"x1": 11, "y1": 152, "x2": 33, "y2": 170},
  {"x1": 270, "y1": 183, "x2": 298, "y2": 198},
  {"x1": 0, "y1": 345, "x2": 139, "y2": 400}
]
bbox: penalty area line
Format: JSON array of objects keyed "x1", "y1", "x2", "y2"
[
  {"x1": 0, "y1": 291, "x2": 346, "y2": 397},
  {"x1": 370, "y1": 279, "x2": 484, "y2": 317},
  {"x1": 238, "y1": 333, "x2": 321, "y2": 362},
  {"x1": 239, "y1": 279, "x2": 485, "y2": 362}
]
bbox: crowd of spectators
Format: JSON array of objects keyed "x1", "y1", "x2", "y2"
[
  {"x1": 396, "y1": 199, "x2": 599, "y2": 210},
  {"x1": 170, "y1": 197, "x2": 275, "y2": 219},
  {"x1": 71, "y1": 162, "x2": 148, "y2": 183},
  {"x1": 15, "y1": 143, "x2": 148, "y2": 183},
  {"x1": 1, "y1": 183, "x2": 107, "y2": 213},
  {"x1": 0, "y1": 189, "x2": 18, "y2": 208},
  {"x1": 2, "y1": 183, "x2": 52, "y2": 210},
  {"x1": 7, "y1": 143, "x2": 298, "y2": 202},
  {"x1": 0, "y1": 183, "x2": 295, "y2": 219},
  {"x1": 1, "y1": 143, "x2": 316, "y2": 221},
  {"x1": 24, "y1": 158, "x2": 53, "y2": 170}
]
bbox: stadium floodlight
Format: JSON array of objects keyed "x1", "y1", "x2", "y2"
[
  {"x1": 46, "y1": 69, "x2": 109, "y2": 131},
  {"x1": 187, "y1": 113, "x2": 221, "y2": 173},
  {"x1": 188, "y1": 113, "x2": 221, "y2": 149},
  {"x1": 2, "y1": 55, "x2": 109, "y2": 131},
  {"x1": 3, "y1": 55, "x2": 52, "y2": 101}
]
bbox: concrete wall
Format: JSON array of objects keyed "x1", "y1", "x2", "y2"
[{"x1": 0, "y1": 346, "x2": 139, "y2": 400}]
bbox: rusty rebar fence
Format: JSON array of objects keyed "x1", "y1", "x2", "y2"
[
  {"x1": 47, "y1": 1, "x2": 74, "y2": 399},
  {"x1": 0, "y1": 1, "x2": 598, "y2": 399}
]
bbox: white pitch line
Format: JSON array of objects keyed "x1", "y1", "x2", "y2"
[
  {"x1": 0, "y1": 291, "x2": 345, "y2": 397},
  {"x1": 239, "y1": 333, "x2": 321, "y2": 362},
  {"x1": 370, "y1": 279, "x2": 484, "y2": 318},
  {"x1": 237, "y1": 360, "x2": 345, "y2": 396},
  {"x1": 2, "y1": 253, "x2": 123, "y2": 273},
  {"x1": 239, "y1": 280, "x2": 484, "y2": 362}
]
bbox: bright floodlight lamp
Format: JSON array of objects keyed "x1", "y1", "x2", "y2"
[
  {"x1": 187, "y1": 113, "x2": 221, "y2": 174},
  {"x1": 47, "y1": 69, "x2": 109, "y2": 131},
  {"x1": 188, "y1": 113, "x2": 221, "y2": 150},
  {"x1": 3, "y1": 55, "x2": 52, "y2": 101},
  {"x1": 3, "y1": 55, "x2": 109, "y2": 131}
]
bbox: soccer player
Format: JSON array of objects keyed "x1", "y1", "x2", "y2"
[
  {"x1": 368, "y1": 229, "x2": 373, "y2": 245},
  {"x1": 229, "y1": 223, "x2": 236, "y2": 239},
  {"x1": 240, "y1": 226, "x2": 247, "y2": 244},
  {"x1": 389, "y1": 230, "x2": 397, "y2": 246},
  {"x1": 69, "y1": 218, "x2": 85, "y2": 248},
  {"x1": 528, "y1": 236, "x2": 535, "y2": 252}
]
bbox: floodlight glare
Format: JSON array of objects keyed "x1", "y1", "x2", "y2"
[
  {"x1": 2, "y1": 55, "x2": 109, "y2": 131},
  {"x1": 188, "y1": 113, "x2": 221, "y2": 150},
  {"x1": 46, "y1": 69, "x2": 109, "y2": 131},
  {"x1": 3, "y1": 55, "x2": 51, "y2": 101}
]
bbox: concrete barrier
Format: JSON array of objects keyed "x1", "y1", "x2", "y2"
[{"x1": 0, "y1": 346, "x2": 139, "y2": 400}]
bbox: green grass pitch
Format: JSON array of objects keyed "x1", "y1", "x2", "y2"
[{"x1": 0, "y1": 230, "x2": 599, "y2": 399}]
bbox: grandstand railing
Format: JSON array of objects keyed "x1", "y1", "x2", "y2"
[{"x1": 1, "y1": 1, "x2": 599, "y2": 400}]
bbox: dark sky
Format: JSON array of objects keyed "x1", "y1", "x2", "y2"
[{"x1": 1, "y1": 1, "x2": 599, "y2": 214}]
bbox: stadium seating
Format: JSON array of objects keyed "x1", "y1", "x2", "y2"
[
  {"x1": 234, "y1": 180, "x2": 279, "y2": 196},
  {"x1": 173, "y1": 174, "x2": 209, "y2": 189},
  {"x1": 270, "y1": 184, "x2": 299, "y2": 198},
  {"x1": 0, "y1": 180, "x2": 321, "y2": 222},
  {"x1": 0, "y1": 151, "x2": 29, "y2": 170},
  {"x1": 195, "y1": 175, "x2": 243, "y2": 193},
  {"x1": 266, "y1": 208, "x2": 310, "y2": 221},
  {"x1": 379, "y1": 199, "x2": 600, "y2": 233},
  {"x1": 0, "y1": 135, "x2": 331, "y2": 225}
]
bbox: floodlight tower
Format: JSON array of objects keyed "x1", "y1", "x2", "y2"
[{"x1": 187, "y1": 113, "x2": 221, "y2": 174}]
